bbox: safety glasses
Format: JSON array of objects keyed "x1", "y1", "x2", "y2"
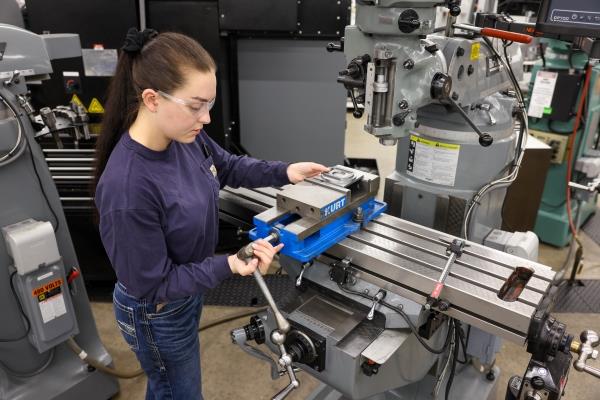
[{"x1": 156, "y1": 90, "x2": 215, "y2": 118}]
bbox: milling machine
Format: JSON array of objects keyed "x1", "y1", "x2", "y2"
[{"x1": 223, "y1": 1, "x2": 600, "y2": 399}]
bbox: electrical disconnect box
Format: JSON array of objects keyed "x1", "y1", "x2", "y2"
[
  {"x1": 529, "y1": 129, "x2": 570, "y2": 164},
  {"x1": 2, "y1": 219, "x2": 78, "y2": 353}
]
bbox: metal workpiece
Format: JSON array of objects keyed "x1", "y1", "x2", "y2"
[
  {"x1": 268, "y1": 165, "x2": 379, "y2": 225},
  {"x1": 274, "y1": 183, "x2": 349, "y2": 222}
]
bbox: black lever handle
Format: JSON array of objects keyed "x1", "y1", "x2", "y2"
[
  {"x1": 348, "y1": 90, "x2": 363, "y2": 119},
  {"x1": 447, "y1": 97, "x2": 493, "y2": 147}
]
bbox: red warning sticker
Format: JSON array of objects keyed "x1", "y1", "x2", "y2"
[{"x1": 32, "y1": 279, "x2": 63, "y2": 298}]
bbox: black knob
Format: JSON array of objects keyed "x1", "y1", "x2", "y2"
[
  {"x1": 398, "y1": 9, "x2": 420, "y2": 34},
  {"x1": 361, "y1": 360, "x2": 379, "y2": 376},
  {"x1": 448, "y1": 1, "x2": 461, "y2": 17},
  {"x1": 243, "y1": 316, "x2": 265, "y2": 344},
  {"x1": 339, "y1": 64, "x2": 360, "y2": 78},
  {"x1": 425, "y1": 43, "x2": 439, "y2": 53},
  {"x1": 531, "y1": 376, "x2": 545, "y2": 390},
  {"x1": 286, "y1": 330, "x2": 318, "y2": 365},
  {"x1": 438, "y1": 300, "x2": 450, "y2": 311},
  {"x1": 430, "y1": 72, "x2": 452, "y2": 100},
  {"x1": 479, "y1": 134, "x2": 493, "y2": 147},
  {"x1": 392, "y1": 114, "x2": 405, "y2": 126},
  {"x1": 398, "y1": 19, "x2": 420, "y2": 33},
  {"x1": 353, "y1": 109, "x2": 363, "y2": 119}
]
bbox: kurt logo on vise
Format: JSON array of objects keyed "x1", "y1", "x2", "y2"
[{"x1": 321, "y1": 197, "x2": 347, "y2": 218}]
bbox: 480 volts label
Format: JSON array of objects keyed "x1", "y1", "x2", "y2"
[
  {"x1": 407, "y1": 135, "x2": 460, "y2": 187},
  {"x1": 32, "y1": 278, "x2": 67, "y2": 323}
]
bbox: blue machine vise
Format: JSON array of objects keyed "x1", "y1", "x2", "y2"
[{"x1": 249, "y1": 166, "x2": 387, "y2": 263}]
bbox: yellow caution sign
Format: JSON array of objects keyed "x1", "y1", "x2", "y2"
[
  {"x1": 70, "y1": 94, "x2": 87, "y2": 112},
  {"x1": 409, "y1": 135, "x2": 460, "y2": 150},
  {"x1": 88, "y1": 97, "x2": 105, "y2": 114},
  {"x1": 470, "y1": 43, "x2": 480, "y2": 61}
]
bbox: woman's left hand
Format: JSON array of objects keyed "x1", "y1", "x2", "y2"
[{"x1": 287, "y1": 162, "x2": 330, "y2": 184}]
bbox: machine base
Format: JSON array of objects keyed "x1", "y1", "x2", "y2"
[
  {"x1": 2, "y1": 345, "x2": 120, "y2": 400},
  {"x1": 307, "y1": 365, "x2": 499, "y2": 400}
]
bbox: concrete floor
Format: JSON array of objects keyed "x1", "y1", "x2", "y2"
[{"x1": 91, "y1": 114, "x2": 600, "y2": 399}]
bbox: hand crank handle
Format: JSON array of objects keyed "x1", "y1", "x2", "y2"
[{"x1": 236, "y1": 232, "x2": 289, "y2": 333}]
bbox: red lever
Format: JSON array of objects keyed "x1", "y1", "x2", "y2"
[
  {"x1": 480, "y1": 28, "x2": 533, "y2": 44},
  {"x1": 67, "y1": 267, "x2": 81, "y2": 284}
]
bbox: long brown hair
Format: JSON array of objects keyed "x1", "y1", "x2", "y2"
[{"x1": 92, "y1": 31, "x2": 216, "y2": 195}]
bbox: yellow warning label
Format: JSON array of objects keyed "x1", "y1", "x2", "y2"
[
  {"x1": 88, "y1": 97, "x2": 105, "y2": 114},
  {"x1": 410, "y1": 135, "x2": 460, "y2": 150},
  {"x1": 470, "y1": 43, "x2": 480, "y2": 61},
  {"x1": 70, "y1": 94, "x2": 87, "y2": 112}
]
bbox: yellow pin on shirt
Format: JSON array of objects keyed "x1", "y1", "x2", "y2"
[{"x1": 210, "y1": 165, "x2": 217, "y2": 177}]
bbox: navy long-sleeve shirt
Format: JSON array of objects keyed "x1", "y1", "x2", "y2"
[{"x1": 95, "y1": 131, "x2": 289, "y2": 303}]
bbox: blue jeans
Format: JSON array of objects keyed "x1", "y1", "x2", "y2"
[{"x1": 113, "y1": 282, "x2": 204, "y2": 400}]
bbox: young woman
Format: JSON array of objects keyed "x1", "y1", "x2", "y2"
[{"x1": 93, "y1": 28, "x2": 328, "y2": 399}]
